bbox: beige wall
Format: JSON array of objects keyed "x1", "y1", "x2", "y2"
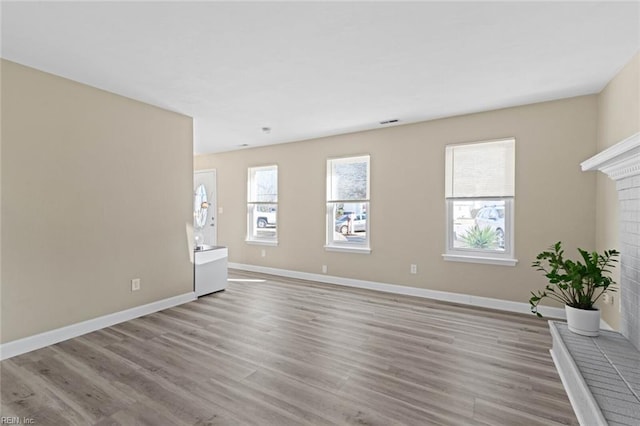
[
  {"x1": 596, "y1": 53, "x2": 640, "y2": 329},
  {"x1": 196, "y1": 95, "x2": 598, "y2": 306},
  {"x1": 1, "y1": 60, "x2": 194, "y2": 343}
]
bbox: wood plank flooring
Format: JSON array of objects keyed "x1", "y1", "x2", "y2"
[{"x1": 1, "y1": 270, "x2": 579, "y2": 425}]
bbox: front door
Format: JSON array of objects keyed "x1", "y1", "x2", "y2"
[{"x1": 193, "y1": 170, "x2": 217, "y2": 246}]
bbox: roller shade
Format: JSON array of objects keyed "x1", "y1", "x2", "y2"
[{"x1": 445, "y1": 138, "x2": 515, "y2": 198}]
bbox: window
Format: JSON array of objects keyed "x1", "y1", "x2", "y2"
[
  {"x1": 326, "y1": 155, "x2": 370, "y2": 253},
  {"x1": 444, "y1": 138, "x2": 517, "y2": 266},
  {"x1": 247, "y1": 165, "x2": 278, "y2": 245}
]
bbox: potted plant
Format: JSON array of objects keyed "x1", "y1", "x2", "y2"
[
  {"x1": 461, "y1": 225, "x2": 499, "y2": 249},
  {"x1": 530, "y1": 242, "x2": 619, "y2": 336}
]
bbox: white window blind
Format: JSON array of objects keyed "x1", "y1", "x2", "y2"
[{"x1": 445, "y1": 138, "x2": 515, "y2": 198}]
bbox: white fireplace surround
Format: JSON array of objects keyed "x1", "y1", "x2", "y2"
[
  {"x1": 549, "y1": 132, "x2": 640, "y2": 425},
  {"x1": 581, "y1": 131, "x2": 640, "y2": 350}
]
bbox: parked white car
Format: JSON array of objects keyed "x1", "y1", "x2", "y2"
[
  {"x1": 335, "y1": 213, "x2": 366, "y2": 234},
  {"x1": 255, "y1": 206, "x2": 277, "y2": 228}
]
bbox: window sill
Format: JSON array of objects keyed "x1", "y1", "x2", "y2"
[
  {"x1": 442, "y1": 254, "x2": 518, "y2": 267},
  {"x1": 325, "y1": 245, "x2": 371, "y2": 254},
  {"x1": 246, "y1": 239, "x2": 278, "y2": 247}
]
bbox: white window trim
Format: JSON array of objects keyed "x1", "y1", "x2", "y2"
[
  {"x1": 324, "y1": 245, "x2": 372, "y2": 254},
  {"x1": 444, "y1": 137, "x2": 516, "y2": 266},
  {"x1": 245, "y1": 239, "x2": 279, "y2": 247},
  {"x1": 246, "y1": 165, "x2": 278, "y2": 244},
  {"x1": 442, "y1": 254, "x2": 518, "y2": 267},
  {"x1": 443, "y1": 198, "x2": 518, "y2": 266},
  {"x1": 325, "y1": 155, "x2": 371, "y2": 253}
]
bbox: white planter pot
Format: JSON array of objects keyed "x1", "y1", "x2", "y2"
[{"x1": 565, "y1": 305, "x2": 600, "y2": 337}]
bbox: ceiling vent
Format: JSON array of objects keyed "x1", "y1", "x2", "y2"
[{"x1": 379, "y1": 119, "x2": 399, "y2": 125}]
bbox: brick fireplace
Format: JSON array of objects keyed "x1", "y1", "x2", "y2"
[
  {"x1": 582, "y1": 132, "x2": 640, "y2": 351},
  {"x1": 549, "y1": 132, "x2": 640, "y2": 425}
]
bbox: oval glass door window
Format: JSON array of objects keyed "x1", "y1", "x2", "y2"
[{"x1": 194, "y1": 184, "x2": 208, "y2": 229}]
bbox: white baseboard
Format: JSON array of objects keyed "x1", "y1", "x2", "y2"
[
  {"x1": 7, "y1": 264, "x2": 602, "y2": 361},
  {"x1": 229, "y1": 262, "x2": 567, "y2": 320},
  {"x1": 0, "y1": 292, "x2": 196, "y2": 361}
]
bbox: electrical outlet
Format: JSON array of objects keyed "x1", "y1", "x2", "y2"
[
  {"x1": 261, "y1": 249, "x2": 266, "y2": 257},
  {"x1": 131, "y1": 278, "x2": 141, "y2": 292},
  {"x1": 322, "y1": 265, "x2": 328, "y2": 274},
  {"x1": 218, "y1": 207, "x2": 223, "y2": 214},
  {"x1": 410, "y1": 264, "x2": 417, "y2": 274},
  {"x1": 602, "y1": 293, "x2": 614, "y2": 305}
]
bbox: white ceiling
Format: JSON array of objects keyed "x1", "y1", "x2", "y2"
[{"x1": 2, "y1": 1, "x2": 639, "y2": 154}]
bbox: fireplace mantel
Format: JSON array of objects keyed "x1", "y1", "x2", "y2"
[{"x1": 581, "y1": 132, "x2": 640, "y2": 180}]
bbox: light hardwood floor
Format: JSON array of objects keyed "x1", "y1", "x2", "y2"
[{"x1": 1, "y1": 270, "x2": 578, "y2": 425}]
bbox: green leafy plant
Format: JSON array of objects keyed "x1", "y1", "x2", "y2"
[
  {"x1": 530, "y1": 242, "x2": 619, "y2": 317},
  {"x1": 461, "y1": 225, "x2": 498, "y2": 249}
]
